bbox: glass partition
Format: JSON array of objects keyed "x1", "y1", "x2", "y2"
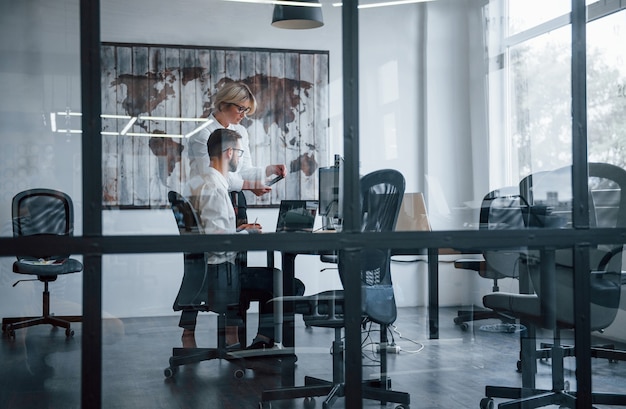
[
  {"x1": 2, "y1": 1, "x2": 626, "y2": 408},
  {"x1": 0, "y1": 1, "x2": 83, "y2": 407}
]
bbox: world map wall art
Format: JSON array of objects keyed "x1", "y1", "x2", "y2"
[{"x1": 101, "y1": 42, "x2": 330, "y2": 208}]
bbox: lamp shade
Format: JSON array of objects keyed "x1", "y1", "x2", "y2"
[{"x1": 271, "y1": 0, "x2": 324, "y2": 29}]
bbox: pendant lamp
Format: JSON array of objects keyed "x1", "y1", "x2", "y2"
[{"x1": 271, "y1": 0, "x2": 324, "y2": 29}]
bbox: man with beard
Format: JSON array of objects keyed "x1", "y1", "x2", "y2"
[{"x1": 175, "y1": 128, "x2": 302, "y2": 350}]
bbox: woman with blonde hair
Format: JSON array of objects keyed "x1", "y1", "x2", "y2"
[{"x1": 187, "y1": 81, "x2": 286, "y2": 196}]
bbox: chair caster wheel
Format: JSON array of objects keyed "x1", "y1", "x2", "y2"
[
  {"x1": 516, "y1": 360, "x2": 522, "y2": 372},
  {"x1": 395, "y1": 405, "x2": 409, "y2": 409},
  {"x1": 164, "y1": 366, "x2": 178, "y2": 378},
  {"x1": 234, "y1": 368, "x2": 245, "y2": 379},
  {"x1": 460, "y1": 322, "x2": 469, "y2": 331},
  {"x1": 480, "y1": 397, "x2": 494, "y2": 409},
  {"x1": 65, "y1": 328, "x2": 74, "y2": 337},
  {"x1": 303, "y1": 397, "x2": 316, "y2": 409}
]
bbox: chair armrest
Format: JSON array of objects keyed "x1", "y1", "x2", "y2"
[{"x1": 454, "y1": 258, "x2": 484, "y2": 272}]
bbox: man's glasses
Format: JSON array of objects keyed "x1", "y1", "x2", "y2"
[
  {"x1": 224, "y1": 147, "x2": 245, "y2": 157},
  {"x1": 231, "y1": 103, "x2": 251, "y2": 115}
]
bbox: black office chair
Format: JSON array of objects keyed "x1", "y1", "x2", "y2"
[
  {"x1": 453, "y1": 186, "x2": 521, "y2": 331},
  {"x1": 2, "y1": 188, "x2": 83, "y2": 339},
  {"x1": 165, "y1": 191, "x2": 246, "y2": 378},
  {"x1": 480, "y1": 163, "x2": 626, "y2": 409},
  {"x1": 164, "y1": 191, "x2": 288, "y2": 379},
  {"x1": 261, "y1": 169, "x2": 410, "y2": 409}
]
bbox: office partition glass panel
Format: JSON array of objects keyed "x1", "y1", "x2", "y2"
[
  {"x1": 97, "y1": 0, "x2": 360, "y2": 407},
  {"x1": 0, "y1": 1, "x2": 83, "y2": 407},
  {"x1": 587, "y1": 9, "x2": 626, "y2": 171}
]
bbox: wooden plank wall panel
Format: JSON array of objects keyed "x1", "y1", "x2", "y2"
[
  {"x1": 315, "y1": 53, "x2": 330, "y2": 169},
  {"x1": 101, "y1": 43, "x2": 329, "y2": 208},
  {"x1": 148, "y1": 47, "x2": 167, "y2": 205},
  {"x1": 163, "y1": 48, "x2": 182, "y2": 204},
  {"x1": 101, "y1": 45, "x2": 118, "y2": 206},
  {"x1": 133, "y1": 46, "x2": 150, "y2": 206},
  {"x1": 116, "y1": 46, "x2": 133, "y2": 206},
  {"x1": 298, "y1": 53, "x2": 316, "y2": 201}
]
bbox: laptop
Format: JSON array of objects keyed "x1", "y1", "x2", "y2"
[{"x1": 275, "y1": 200, "x2": 318, "y2": 232}]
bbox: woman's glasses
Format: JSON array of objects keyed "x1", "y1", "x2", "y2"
[{"x1": 231, "y1": 103, "x2": 251, "y2": 115}]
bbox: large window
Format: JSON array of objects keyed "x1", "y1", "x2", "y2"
[{"x1": 487, "y1": 0, "x2": 626, "y2": 185}]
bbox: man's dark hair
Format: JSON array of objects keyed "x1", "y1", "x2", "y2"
[{"x1": 207, "y1": 128, "x2": 242, "y2": 158}]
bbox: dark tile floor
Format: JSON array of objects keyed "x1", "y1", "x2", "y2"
[{"x1": 1, "y1": 307, "x2": 626, "y2": 409}]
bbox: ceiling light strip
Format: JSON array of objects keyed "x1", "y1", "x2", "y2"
[
  {"x1": 184, "y1": 120, "x2": 214, "y2": 138},
  {"x1": 120, "y1": 117, "x2": 138, "y2": 135},
  {"x1": 223, "y1": 0, "x2": 322, "y2": 7},
  {"x1": 332, "y1": 0, "x2": 434, "y2": 8},
  {"x1": 139, "y1": 115, "x2": 211, "y2": 122}
]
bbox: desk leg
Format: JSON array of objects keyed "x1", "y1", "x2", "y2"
[
  {"x1": 428, "y1": 248, "x2": 439, "y2": 339},
  {"x1": 281, "y1": 252, "x2": 297, "y2": 387}
]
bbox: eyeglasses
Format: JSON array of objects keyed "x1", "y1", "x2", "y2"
[
  {"x1": 224, "y1": 147, "x2": 245, "y2": 157},
  {"x1": 231, "y1": 103, "x2": 251, "y2": 115}
]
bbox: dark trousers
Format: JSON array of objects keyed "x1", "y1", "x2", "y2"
[{"x1": 178, "y1": 266, "x2": 304, "y2": 341}]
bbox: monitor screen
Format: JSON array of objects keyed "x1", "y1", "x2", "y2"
[
  {"x1": 318, "y1": 155, "x2": 343, "y2": 230},
  {"x1": 319, "y1": 166, "x2": 339, "y2": 217}
]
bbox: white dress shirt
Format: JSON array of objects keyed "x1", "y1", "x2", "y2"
[{"x1": 188, "y1": 167, "x2": 249, "y2": 265}]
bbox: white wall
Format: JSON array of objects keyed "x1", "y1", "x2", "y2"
[{"x1": 0, "y1": 0, "x2": 497, "y2": 320}]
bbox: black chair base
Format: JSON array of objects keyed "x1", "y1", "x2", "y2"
[
  {"x1": 483, "y1": 339, "x2": 626, "y2": 409},
  {"x1": 515, "y1": 342, "x2": 624, "y2": 373},
  {"x1": 482, "y1": 385, "x2": 626, "y2": 409},
  {"x1": 260, "y1": 332, "x2": 410, "y2": 409},
  {"x1": 261, "y1": 375, "x2": 410, "y2": 409},
  {"x1": 164, "y1": 346, "x2": 294, "y2": 379},
  {"x1": 2, "y1": 315, "x2": 80, "y2": 338},
  {"x1": 454, "y1": 307, "x2": 513, "y2": 330},
  {"x1": 163, "y1": 313, "x2": 292, "y2": 380},
  {"x1": 2, "y1": 283, "x2": 81, "y2": 339}
]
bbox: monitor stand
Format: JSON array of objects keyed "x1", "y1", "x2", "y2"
[{"x1": 322, "y1": 216, "x2": 342, "y2": 231}]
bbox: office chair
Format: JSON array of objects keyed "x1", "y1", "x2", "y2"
[
  {"x1": 2, "y1": 189, "x2": 83, "y2": 339},
  {"x1": 480, "y1": 163, "x2": 626, "y2": 409},
  {"x1": 164, "y1": 191, "x2": 287, "y2": 379},
  {"x1": 260, "y1": 169, "x2": 410, "y2": 409},
  {"x1": 453, "y1": 186, "x2": 520, "y2": 331}
]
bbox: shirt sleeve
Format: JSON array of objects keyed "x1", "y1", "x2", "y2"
[{"x1": 187, "y1": 128, "x2": 211, "y2": 181}]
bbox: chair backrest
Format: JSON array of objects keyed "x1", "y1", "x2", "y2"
[
  {"x1": 519, "y1": 163, "x2": 626, "y2": 328},
  {"x1": 478, "y1": 187, "x2": 526, "y2": 281},
  {"x1": 168, "y1": 190, "x2": 202, "y2": 235},
  {"x1": 340, "y1": 169, "x2": 405, "y2": 325},
  {"x1": 360, "y1": 169, "x2": 405, "y2": 233},
  {"x1": 12, "y1": 188, "x2": 74, "y2": 260}
]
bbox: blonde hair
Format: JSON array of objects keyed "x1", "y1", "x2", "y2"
[{"x1": 214, "y1": 82, "x2": 257, "y2": 115}]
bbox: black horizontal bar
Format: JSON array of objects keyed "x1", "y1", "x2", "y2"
[{"x1": 1, "y1": 228, "x2": 625, "y2": 257}]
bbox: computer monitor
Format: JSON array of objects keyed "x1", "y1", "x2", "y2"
[{"x1": 319, "y1": 155, "x2": 343, "y2": 230}]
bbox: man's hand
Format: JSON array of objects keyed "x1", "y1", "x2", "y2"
[{"x1": 238, "y1": 223, "x2": 262, "y2": 234}]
